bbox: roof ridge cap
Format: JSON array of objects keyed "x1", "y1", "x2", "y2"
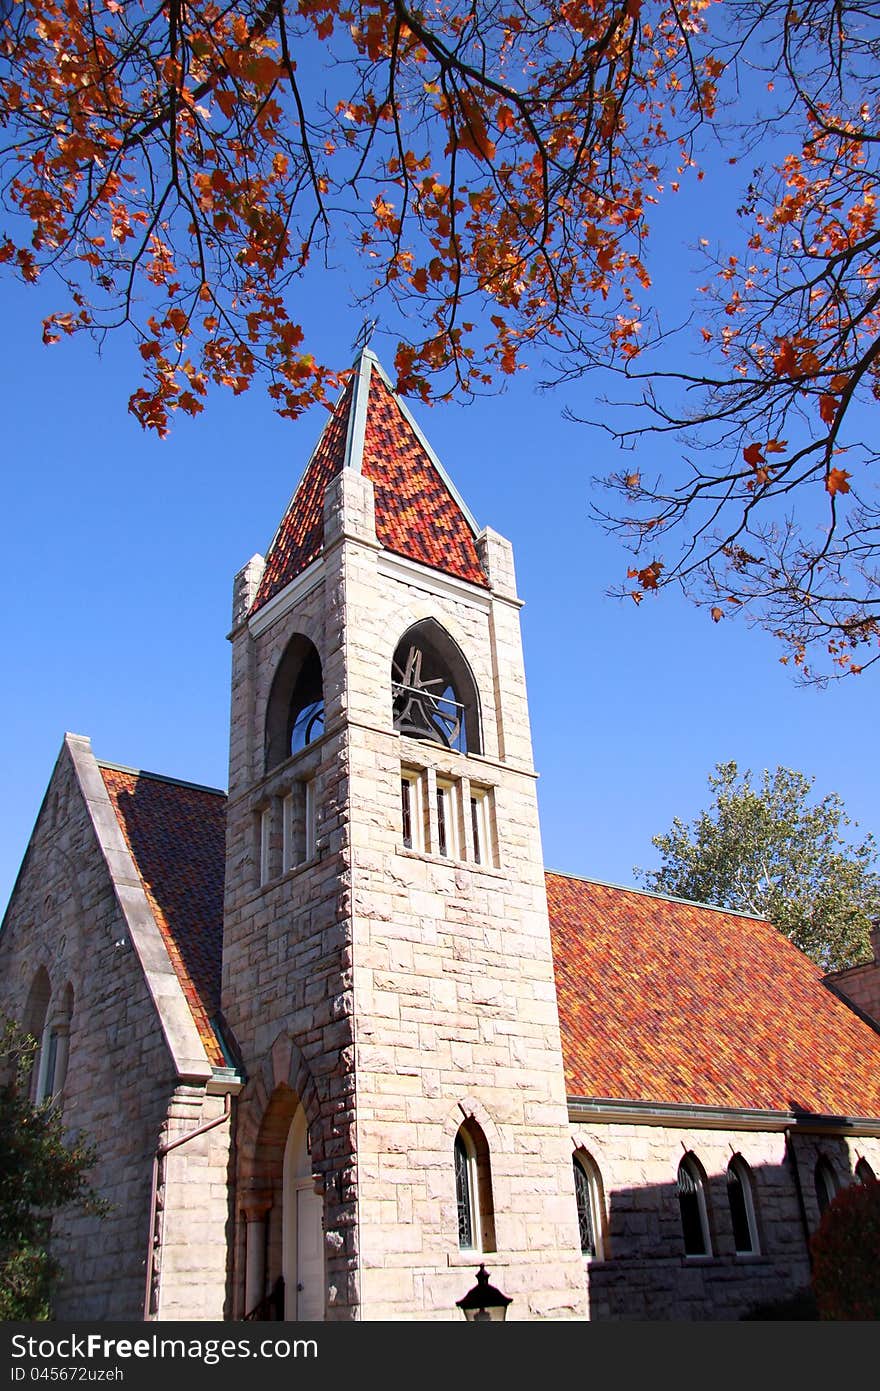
[
  {"x1": 97, "y1": 760, "x2": 227, "y2": 798},
  {"x1": 544, "y1": 867, "x2": 769, "y2": 922},
  {"x1": 343, "y1": 349, "x2": 373, "y2": 473}
]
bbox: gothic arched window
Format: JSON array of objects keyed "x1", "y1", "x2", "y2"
[
  {"x1": 573, "y1": 1152, "x2": 607, "y2": 1260},
  {"x1": 265, "y1": 635, "x2": 324, "y2": 771},
  {"x1": 392, "y1": 620, "x2": 481, "y2": 754},
  {"x1": 454, "y1": 1118, "x2": 495, "y2": 1252},
  {"x1": 855, "y1": 1157, "x2": 876, "y2": 1185},
  {"x1": 727, "y1": 1156, "x2": 760, "y2": 1255},
  {"x1": 676, "y1": 1154, "x2": 712, "y2": 1256},
  {"x1": 814, "y1": 1157, "x2": 838, "y2": 1216},
  {"x1": 23, "y1": 967, "x2": 51, "y2": 1104}
]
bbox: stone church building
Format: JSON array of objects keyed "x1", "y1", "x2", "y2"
[{"x1": 3, "y1": 348, "x2": 880, "y2": 1322}]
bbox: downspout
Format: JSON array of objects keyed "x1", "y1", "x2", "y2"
[
  {"x1": 143, "y1": 1092, "x2": 233, "y2": 1320},
  {"x1": 784, "y1": 1126, "x2": 813, "y2": 1272}
]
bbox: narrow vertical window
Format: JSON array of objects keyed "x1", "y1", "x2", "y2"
[
  {"x1": 470, "y1": 795, "x2": 482, "y2": 864},
  {"x1": 304, "y1": 780, "x2": 316, "y2": 861},
  {"x1": 437, "y1": 785, "x2": 448, "y2": 857},
  {"x1": 815, "y1": 1157, "x2": 838, "y2": 1216},
  {"x1": 259, "y1": 807, "x2": 272, "y2": 885},
  {"x1": 856, "y1": 1157, "x2": 876, "y2": 1185},
  {"x1": 727, "y1": 1157, "x2": 760, "y2": 1255},
  {"x1": 401, "y1": 777, "x2": 413, "y2": 848},
  {"x1": 455, "y1": 1134, "x2": 474, "y2": 1250},
  {"x1": 400, "y1": 771, "x2": 423, "y2": 851},
  {"x1": 573, "y1": 1153, "x2": 606, "y2": 1260},
  {"x1": 35, "y1": 1029, "x2": 59, "y2": 1104},
  {"x1": 677, "y1": 1154, "x2": 711, "y2": 1256},
  {"x1": 282, "y1": 793, "x2": 295, "y2": 873},
  {"x1": 469, "y1": 787, "x2": 492, "y2": 866},
  {"x1": 436, "y1": 780, "x2": 458, "y2": 858}
]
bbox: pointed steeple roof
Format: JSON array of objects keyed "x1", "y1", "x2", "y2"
[{"x1": 251, "y1": 349, "x2": 488, "y2": 615}]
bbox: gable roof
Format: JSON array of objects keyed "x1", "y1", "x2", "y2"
[
  {"x1": 547, "y1": 871, "x2": 880, "y2": 1117},
  {"x1": 251, "y1": 349, "x2": 487, "y2": 613},
  {"x1": 100, "y1": 764, "x2": 227, "y2": 1069}
]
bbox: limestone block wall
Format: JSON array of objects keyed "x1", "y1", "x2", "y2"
[
  {"x1": 223, "y1": 516, "x2": 360, "y2": 1318},
  {"x1": 156, "y1": 1088, "x2": 234, "y2": 1320},
  {"x1": 0, "y1": 740, "x2": 182, "y2": 1319},
  {"x1": 570, "y1": 1119, "x2": 880, "y2": 1320},
  {"x1": 224, "y1": 468, "x2": 589, "y2": 1319},
  {"x1": 337, "y1": 480, "x2": 588, "y2": 1319}
]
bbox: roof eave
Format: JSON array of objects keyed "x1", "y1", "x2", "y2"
[{"x1": 568, "y1": 1093, "x2": 880, "y2": 1136}]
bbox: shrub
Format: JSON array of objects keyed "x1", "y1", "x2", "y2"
[{"x1": 811, "y1": 1179, "x2": 880, "y2": 1320}]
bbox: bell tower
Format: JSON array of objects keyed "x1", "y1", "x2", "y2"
[{"x1": 222, "y1": 349, "x2": 587, "y2": 1319}]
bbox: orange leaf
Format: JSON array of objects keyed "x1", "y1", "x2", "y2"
[
  {"x1": 819, "y1": 394, "x2": 838, "y2": 425},
  {"x1": 215, "y1": 90, "x2": 237, "y2": 119},
  {"x1": 826, "y1": 468, "x2": 851, "y2": 496},
  {"x1": 772, "y1": 339, "x2": 797, "y2": 376},
  {"x1": 743, "y1": 443, "x2": 765, "y2": 466},
  {"x1": 710, "y1": 607, "x2": 724, "y2": 622}
]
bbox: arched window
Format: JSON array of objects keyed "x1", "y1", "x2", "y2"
[
  {"x1": 392, "y1": 620, "x2": 481, "y2": 754},
  {"x1": 573, "y1": 1152, "x2": 607, "y2": 1261},
  {"x1": 265, "y1": 635, "x2": 324, "y2": 771},
  {"x1": 676, "y1": 1154, "x2": 712, "y2": 1257},
  {"x1": 727, "y1": 1156, "x2": 760, "y2": 1255},
  {"x1": 23, "y1": 967, "x2": 51, "y2": 1103},
  {"x1": 454, "y1": 1119, "x2": 495, "y2": 1252},
  {"x1": 814, "y1": 1157, "x2": 839, "y2": 1216},
  {"x1": 855, "y1": 1157, "x2": 876, "y2": 1185}
]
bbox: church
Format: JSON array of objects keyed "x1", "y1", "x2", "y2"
[{"x1": 3, "y1": 347, "x2": 880, "y2": 1322}]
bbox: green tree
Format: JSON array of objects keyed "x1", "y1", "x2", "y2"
[
  {"x1": 0, "y1": 1015, "x2": 105, "y2": 1320},
  {"x1": 637, "y1": 761, "x2": 880, "y2": 971}
]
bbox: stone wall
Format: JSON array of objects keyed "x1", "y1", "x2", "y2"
[
  {"x1": 571, "y1": 1118, "x2": 880, "y2": 1319},
  {"x1": 827, "y1": 927, "x2": 880, "y2": 1029},
  {"x1": 0, "y1": 738, "x2": 181, "y2": 1319},
  {"x1": 155, "y1": 1088, "x2": 234, "y2": 1320},
  {"x1": 223, "y1": 468, "x2": 589, "y2": 1319}
]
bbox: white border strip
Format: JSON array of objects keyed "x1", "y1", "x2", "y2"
[{"x1": 248, "y1": 555, "x2": 325, "y2": 637}]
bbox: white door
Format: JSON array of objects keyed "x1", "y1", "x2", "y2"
[
  {"x1": 282, "y1": 1107, "x2": 325, "y2": 1321},
  {"x1": 296, "y1": 1186, "x2": 325, "y2": 1320}
]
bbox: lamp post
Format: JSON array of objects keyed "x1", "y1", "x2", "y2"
[{"x1": 456, "y1": 1265, "x2": 512, "y2": 1322}]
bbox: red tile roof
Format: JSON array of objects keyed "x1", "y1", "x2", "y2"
[
  {"x1": 253, "y1": 379, "x2": 355, "y2": 612},
  {"x1": 546, "y1": 872, "x2": 880, "y2": 1117},
  {"x1": 361, "y1": 373, "x2": 487, "y2": 587},
  {"x1": 100, "y1": 766, "x2": 226, "y2": 1069},
  {"x1": 251, "y1": 356, "x2": 486, "y2": 613}
]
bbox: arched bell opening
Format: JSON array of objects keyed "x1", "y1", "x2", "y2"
[
  {"x1": 391, "y1": 619, "x2": 482, "y2": 754},
  {"x1": 265, "y1": 636, "x2": 324, "y2": 772}
]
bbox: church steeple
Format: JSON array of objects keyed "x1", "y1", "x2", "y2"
[
  {"x1": 251, "y1": 348, "x2": 487, "y2": 615},
  {"x1": 223, "y1": 352, "x2": 588, "y2": 1320}
]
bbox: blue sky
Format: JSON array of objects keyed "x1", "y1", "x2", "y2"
[{"x1": 2, "y1": 161, "x2": 878, "y2": 915}]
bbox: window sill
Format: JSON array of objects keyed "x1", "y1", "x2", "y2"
[
  {"x1": 398, "y1": 845, "x2": 504, "y2": 877},
  {"x1": 447, "y1": 1250, "x2": 505, "y2": 1269},
  {"x1": 249, "y1": 855, "x2": 321, "y2": 901}
]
